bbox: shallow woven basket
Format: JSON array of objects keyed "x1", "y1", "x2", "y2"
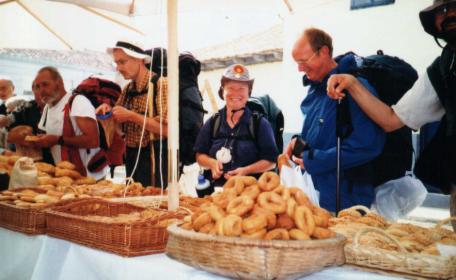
[
  {"x1": 46, "y1": 198, "x2": 180, "y2": 257},
  {"x1": 344, "y1": 226, "x2": 456, "y2": 279},
  {"x1": 166, "y1": 225, "x2": 346, "y2": 280},
  {"x1": 0, "y1": 187, "x2": 54, "y2": 234}
]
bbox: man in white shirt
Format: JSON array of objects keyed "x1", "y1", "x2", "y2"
[{"x1": 33, "y1": 66, "x2": 107, "y2": 180}]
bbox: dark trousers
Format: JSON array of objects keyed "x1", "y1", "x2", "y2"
[{"x1": 125, "y1": 140, "x2": 168, "y2": 188}]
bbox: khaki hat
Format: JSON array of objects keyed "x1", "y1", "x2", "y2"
[{"x1": 218, "y1": 64, "x2": 254, "y2": 100}]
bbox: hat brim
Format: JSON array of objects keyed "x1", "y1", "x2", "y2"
[
  {"x1": 419, "y1": 0, "x2": 456, "y2": 36},
  {"x1": 107, "y1": 47, "x2": 151, "y2": 63}
]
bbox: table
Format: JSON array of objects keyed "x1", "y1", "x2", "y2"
[{"x1": 0, "y1": 227, "x2": 405, "y2": 280}]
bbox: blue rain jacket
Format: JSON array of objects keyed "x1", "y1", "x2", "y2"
[{"x1": 301, "y1": 54, "x2": 385, "y2": 212}]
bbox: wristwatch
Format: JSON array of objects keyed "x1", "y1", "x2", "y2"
[{"x1": 58, "y1": 136, "x2": 64, "y2": 146}]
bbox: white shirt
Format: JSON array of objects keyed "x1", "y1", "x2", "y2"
[
  {"x1": 38, "y1": 93, "x2": 108, "y2": 180},
  {"x1": 392, "y1": 72, "x2": 445, "y2": 130}
]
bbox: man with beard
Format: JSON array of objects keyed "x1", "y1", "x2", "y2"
[
  {"x1": 326, "y1": 0, "x2": 456, "y2": 229},
  {"x1": 33, "y1": 66, "x2": 107, "y2": 180}
]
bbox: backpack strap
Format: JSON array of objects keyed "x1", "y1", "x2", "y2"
[
  {"x1": 211, "y1": 111, "x2": 261, "y2": 142},
  {"x1": 211, "y1": 112, "x2": 221, "y2": 140}
]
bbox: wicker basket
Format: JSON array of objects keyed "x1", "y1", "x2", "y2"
[
  {"x1": 166, "y1": 225, "x2": 346, "y2": 280},
  {"x1": 0, "y1": 187, "x2": 49, "y2": 234},
  {"x1": 344, "y1": 227, "x2": 456, "y2": 279},
  {"x1": 45, "y1": 198, "x2": 181, "y2": 257}
]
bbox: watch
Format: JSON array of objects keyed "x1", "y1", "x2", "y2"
[{"x1": 58, "y1": 136, "x2": 64, "y2": 146}]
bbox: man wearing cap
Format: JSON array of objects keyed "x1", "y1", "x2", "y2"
[
  {"x1": 98, "y1": 41, "x2": 168, "y2": 187},
  {"x1": 284, "y1": 28, "x2": 385, "y2": 212},
  {"x1": 193, "y1": 64, "x2": 278, "y2": 195},
  {"x1": 327, "y1": 0, "x2": 456, "y2": 227}
]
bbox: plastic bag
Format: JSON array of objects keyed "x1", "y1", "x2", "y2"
[
  {"x1": 371, "y1": 175, "x2": 427, "y2": 221},
  {"x1": 8, "y1": 157, "x2": 38, "y2": 189},
  {"x1": 280, "y1": 164, "x2": 319, "y2": 206},
  {"x1": 178, "y1": 163, "x2": 199, "y2": 197}
]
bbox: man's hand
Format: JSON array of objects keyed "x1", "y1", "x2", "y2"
[
  {"x1": 112, "y1": 106, "x2": 133, "y2": 123},
  {"x1": 0, "y1": 115, "x2": 8, "y2": 128},
  {"x1": 209, "y1": 158, "x2": 223, "y2": 180},
  {"x1": 327, "y1": 74, "x2": 358, "y2": 100},
  {"x1": 283, "y1": 138, "x2": 305, "y2": 170},
  {"x1": 292, "y1": 155, "x2": 305, "y2": 170},
  {"x1": 95, "y1": 103, "x2": 112, "y2": 115},
  {"x1": 32, "y1": 134, "x2": 59, "y2": 148},
  {"x1": 224, "y1": 167, "x2": 248, "y2": 180}
]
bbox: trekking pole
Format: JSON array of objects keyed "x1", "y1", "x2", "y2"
[{"x1": 335, "y1": 92, "x2": 353, "y2": 215}]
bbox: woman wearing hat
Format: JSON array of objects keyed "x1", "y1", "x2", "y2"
[{"x1": 193, "y1": 64, "x2": 279, "y2": 195}]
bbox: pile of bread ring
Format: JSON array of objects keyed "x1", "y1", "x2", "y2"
[
  {"x1": 0, "y1": 155, "x2": 22, "y2": 174},
  {"x1": 0, "y1": 188, "x2": 82, "y2": 208},
  {"x1": 180, "y1": 171, "x2": 336, "y2": 240},
  {"x1": 36, "y1": 161, "x2": 97, "y2": 187},
  {"x1": 329, "y1": 205, "x2": 456, "y2": 256}
]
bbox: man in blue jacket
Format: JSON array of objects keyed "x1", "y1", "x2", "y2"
[{"x1": 283, "y1": 28, "x2": 385, "y2": 212}]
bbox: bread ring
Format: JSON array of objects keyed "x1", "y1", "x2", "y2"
[
  {"x1": 242, "y1": 214, "x2": 267, "y2": 233},
  {"x1": 180, "y1": 222, "x2": 193, "y2": 231},
  {"x1": 199, "y1": 222, "x2": 215, "y2": 234},
  {"x1": 294, "y1": 206, "x2": 315, "y2": 236},
  {"x1": 239, "y1": 176, "x2": 257, "y2": 187},
  {"x1": 286, "y1": 197, "x2": 297, "y2": 217},
  {"x1": 241, "y1": 228, "x2": 267, "y2": 240},
  {"x1": 241, "y1": 184, "x2": 260, "y2": 200},
  {"x1": 220, "y1": 214, "x2": 243, "y2": 237},
  {"x1": 223, "y1": 177, "x2": 245, "y2": 194},
  {"x1": 208, "y1": 205, "x2": 226, "y2": 221},
  {"x1": 56, "y1": 160, "x2": 76, "y2": 170},
  {"x1": 227, "y1": 196, "x2": 254, "y2": 216},
  {"x1": 290, "y1": 188, "x2": 313, "y2": 208},
  {"x1": 252, "y1": 206, "x2": 277, "y2": 229},
  {"x1": 276, "y1": 213, "x2": 296, "y2": 230},
  {"x1": 212, "y1": 188, "x2": 237, "y2": 209},
  {"x1": 258, "y1": 171, "x2": 280, "y2": 191},
  {"x1": 264, "y1": 228, "x2": 290, "y2": 240},
  {"x1": 272, "y1": 186, "x2": 291, "y2": 201},
  {"x1": 289, "y1": 229, "x2": 310, "y2": 240},
  {"x1": 312, "y1": 227, "x2": 336, "y2": 240},
  {"x1": 257, "y1": 192, "x2": 286, "y2": 214},
  {"x1": 312, "y1": 207, "x2": 332, "y2": 228},
  {"x1": 192, "y1": 212, "x2": 212, "y2": 231}
]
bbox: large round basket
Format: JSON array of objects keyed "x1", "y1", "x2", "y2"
[{"x1": 166, "y1": 225, "x2": 346, "y2": 280}]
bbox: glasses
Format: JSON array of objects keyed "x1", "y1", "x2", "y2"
[
  {"x1": 298, "y1": 50, "x2": 319, "y2": 68},
  {"x1": 436, "y1": 3, "x2": 456, "y2": 17}
]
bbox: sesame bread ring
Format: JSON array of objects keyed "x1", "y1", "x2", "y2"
[
  {"x1": 257, "y1": 192, "x2": 286, "y2": 214},
  {"x1": 199, "y1": 222, "x2": 215, "y2": 234},
  {"x1": 252, "y1": 206, "x2": 277, "y2": 229},
  {"x1": 258, "y1": 171, "x2": 280, "y2": 191},
  {"x1": 227, "y1": 196, "x2": 254, "y2": 216},
  {"x1": 294, "y1": 206, "x2": 315, "y2": 236},
  {"x1": 241, "y1": 228, "x2": 267, "y2": 240},
  {"x1": 273, "y1": 185, "x2": 291, "y2": 201},
  {"x1": 208, "y1": 205, "x2": 226, "y2": 222},
  {"x1": 241, "y1": 184, "x2": 260, "y2": 200},
  {"x1": 264, "y1": 228, "x2": 290, "y2": 240},
  {"x1": 223, "y1": 177, "x2": 245, "y2": 194},
  {"x1": 221, "y1": 214, "x2": 243, "y2": 237},
  {"x1": 312, "y1": 227, "x2": 336, "y2": 240},
  {"x1": 289, "y1": 229, "x2": 311, "y2": 240},
  {"x1": 242, "y1": 214, "x2": 268, "y2": 233},
  {"x1": 192, "y1": 212, "x2": 212, "y2": 231},
  {"x1": 286, "y1": 197, "x2": 297, "y2": 217}
]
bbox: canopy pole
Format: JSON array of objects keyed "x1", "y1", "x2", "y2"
[
  {"x1": 203, "y1": 79, "x2": 219, "y2": 113},
  {"x1": 167, "y1": 0, "x2": 179, "y2": 211},
  {"x1": 0, "y1": 0, "x2": 15, "y2": 6},
  {"x1": 16, "y1": 0, "x2": 73, "y2": 49},
  {"x1": 77, "y1": 5, "x2": 145, "y2": 35}
]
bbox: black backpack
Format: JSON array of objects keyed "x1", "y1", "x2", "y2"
[
  {"x1": 336, "y1": 51, "x2": 418, "y2": 186},
  {"x1": 145, "y1": 49, "x2": 206, "y2": 166},
  {"x1": 211, "y1": 94, "x2": 284, "y2": 152}
]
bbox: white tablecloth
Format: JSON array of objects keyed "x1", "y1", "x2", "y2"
[{"x1": 0, "y1": 227, "x2": 405, "y2": 280}]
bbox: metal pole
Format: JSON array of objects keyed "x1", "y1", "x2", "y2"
[
  {"x1": 336, "y1": 127, "x2": 341, "y2": 215},
  {"x1": 167, "y1": 0, "x2": 179, "y2": 211}
]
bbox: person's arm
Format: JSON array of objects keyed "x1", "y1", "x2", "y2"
[
  {"x1": 112, "y1": 106, "x2": 168, "y2": 136},
  {"x1": 327, "y1": 74, "x2": 404, "y2": 132},
  {"x1": 224, "y1": 159, "x2": 275, "y2": 179},
  {"x1": 33, "y1": 116, "x2": 99, "y2": 148},
  {"x1": 196, "y1": 152, "x2": 223, "y2": 180}
]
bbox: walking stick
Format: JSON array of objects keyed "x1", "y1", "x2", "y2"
[{"x1": 335, "y1": 93, "x2": 353, "y2": 214}]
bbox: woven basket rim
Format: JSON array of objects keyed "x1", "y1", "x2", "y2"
[{"x1": 167, "y1": 224, "x2": 346, "y2": 249}]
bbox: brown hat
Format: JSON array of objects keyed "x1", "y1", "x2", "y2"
[
  {"x1": 217, "y1": 64, "x2": 254, "y2": 100},
  {"x1": 419, "y1": 0, "x2": 456, "y2": 36}
]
